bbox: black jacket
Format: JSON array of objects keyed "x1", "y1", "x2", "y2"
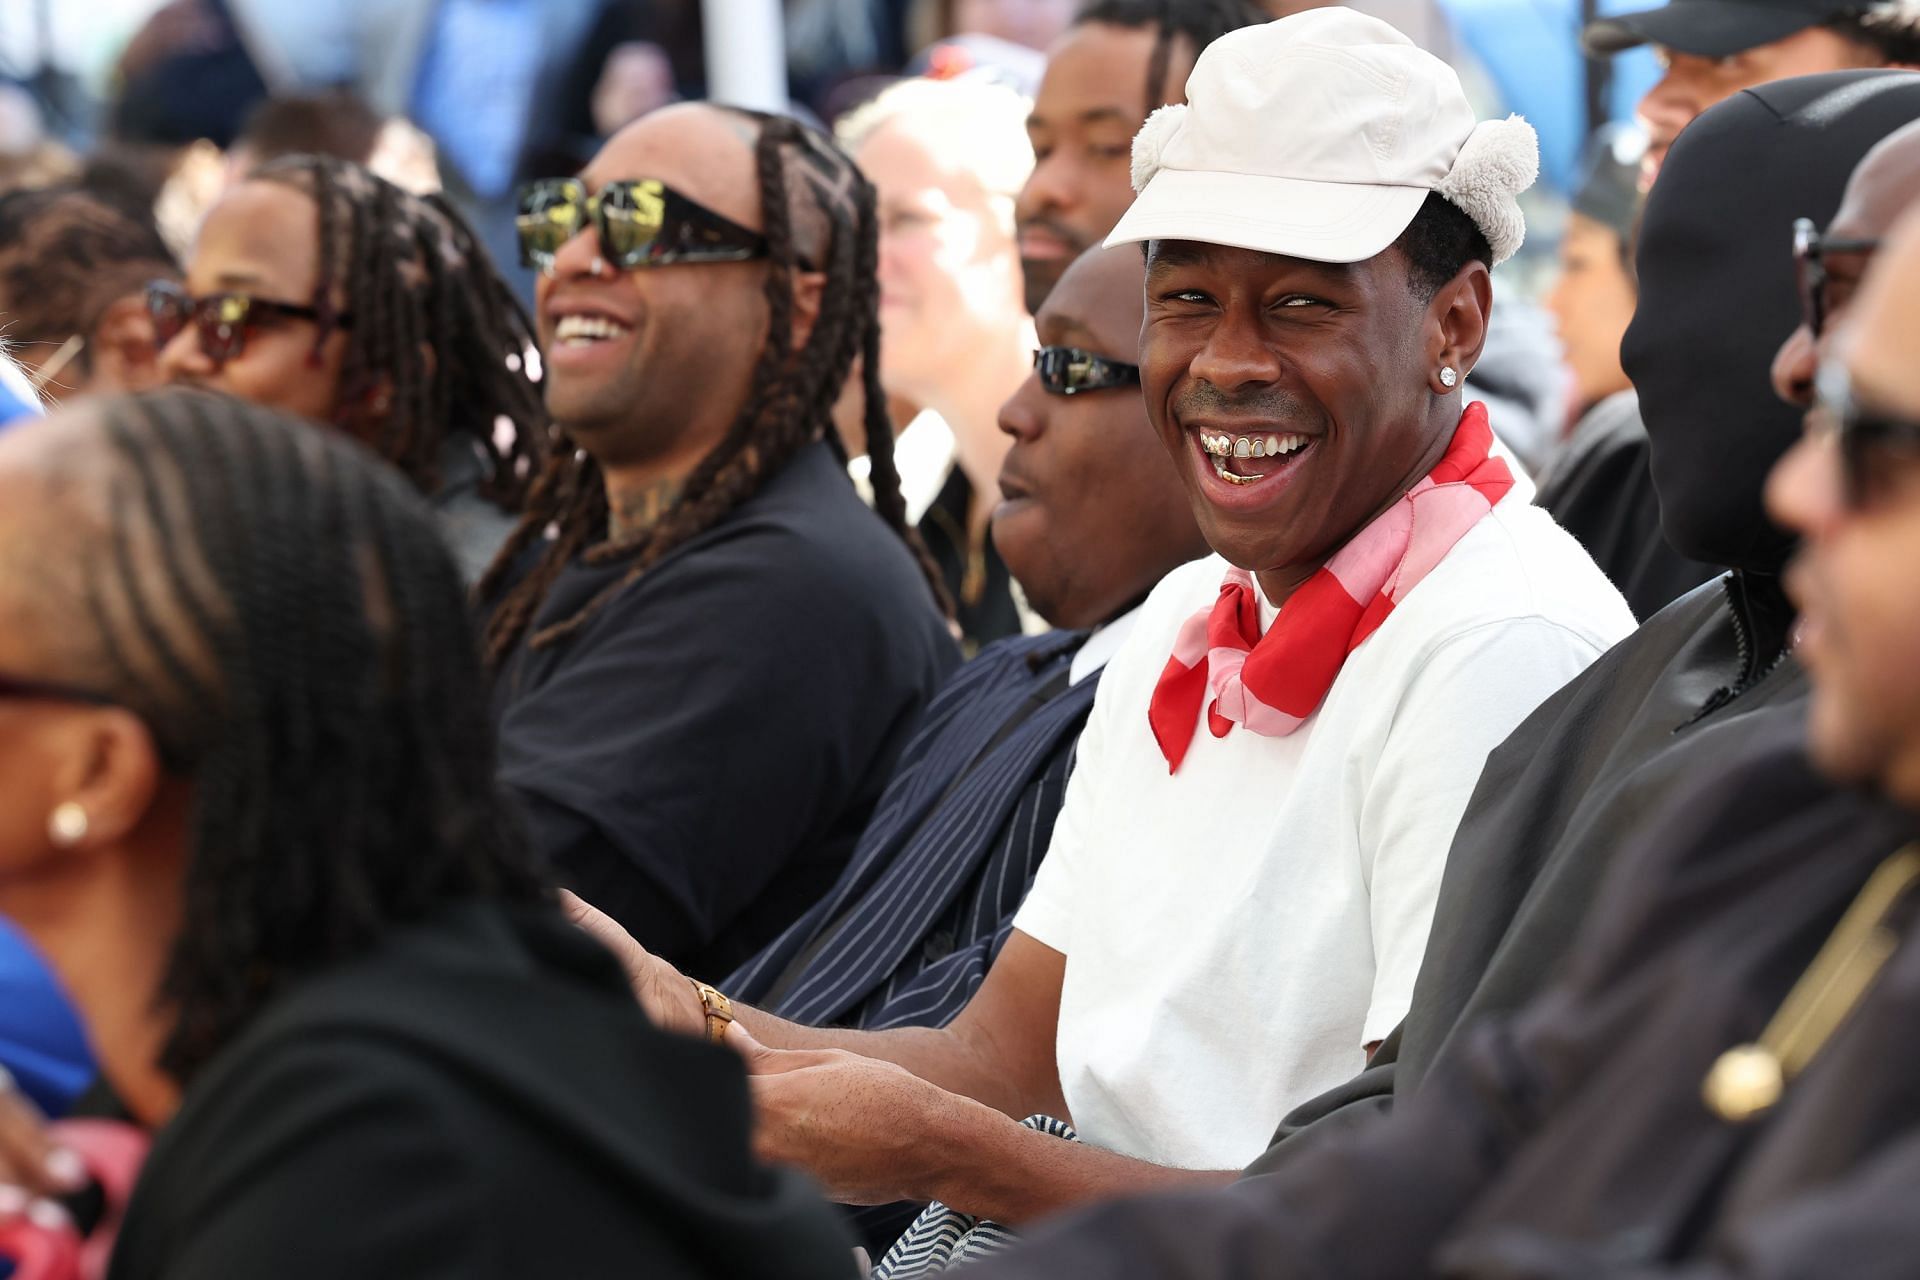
[
  {"x1": 108, "y1": 903, "x2": 856, "y2": 1280},
  {"x1": 966, "y1": 719, "x2": 1920, "y2": 1277},
  {"x1": 1255, "y1": 573, "x2": 1803, "y2": 1161},
  {"x1": 491, "y1": 441, "x2": 958, "y2": 976}
]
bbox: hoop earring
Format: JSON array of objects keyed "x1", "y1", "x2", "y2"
[{"x1": 48, "y1": 802, "x2": 89, "y2": 847}]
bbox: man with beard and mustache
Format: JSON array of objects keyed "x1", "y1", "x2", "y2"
[
  {"x1": 1015, "y1": 0, "x2": 1266, "y2": 315},
  {"x1": 962, "y1": 112, "x2": 1920, "y2": 1280},
  {"x1": 567, "y1": 14, "x2": 1629, "y2": 1264},
  {"x1": 1240, "y1": 69, "x2": 1920, "y2": 1168}
]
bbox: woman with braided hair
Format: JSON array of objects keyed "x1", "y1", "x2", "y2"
[
  {"x1": 481, "y1": 103, "x2": 956, "y2": 977},
  {"x1": 155, "y1": 154, "x2": 544, "y2": 580},
  {"x1": 0, "y1": 389, "x2": 854, "y2": 1278}
]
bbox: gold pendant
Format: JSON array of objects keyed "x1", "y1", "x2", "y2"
[{"x1": 1703, "y1": 1043, "x2": 1784, "y2": 1123}]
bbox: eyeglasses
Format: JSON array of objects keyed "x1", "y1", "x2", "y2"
[
  {"x1": 1793, "y1": 217, "x2": 1879, "y2": 340},
  {"x1": 516, "y1": 177, "x2": 770, "y2": 275},
  {"x1": 146, "y1": 280, "x2": 336, "y2": 367},
  {"x1": 1811, "y1": 360, "x2": 1920, "y2": 510},
  {"x1": 0, "y1": 672, "x2": 117, "y2": 708},
  {"x1": 1032, "y1": 346, "x2": 1141, "y2": 397}
]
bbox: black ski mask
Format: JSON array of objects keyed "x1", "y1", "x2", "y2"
[{"x1": 1624, "y1": 71, "x2": 1920, "y2": 575}]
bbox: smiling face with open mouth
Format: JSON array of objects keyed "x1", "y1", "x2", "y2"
[
  {"x1": 1141, "y1": 238, "x2": 1473, "y2": 599},
  {"x1": 532, "y1": 107, "x2": 779, "y2": 476}
]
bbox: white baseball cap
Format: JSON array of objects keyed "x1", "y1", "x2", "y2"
[{"x1": 1106, "y1": 9, "x2": 1539, "y2": 266}]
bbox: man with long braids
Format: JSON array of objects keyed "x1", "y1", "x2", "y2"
[
  {"x1": 156, "y1": 154, "x2": 545, "y2": 580},
  {"x1": 0, "y1": 389, "x2": 855, "y2": 1277},
  {"x1": 481, "y1": 105, "x2": 956, "y2": 976}
]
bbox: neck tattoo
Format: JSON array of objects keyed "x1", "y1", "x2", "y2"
[{"x1": 608, "y1": 478, "x2": 683, "y2": 541}]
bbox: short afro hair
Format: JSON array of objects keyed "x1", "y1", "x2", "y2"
[{"x1": 1392, "y1": 192, "x2": 1492, "y2": 299}]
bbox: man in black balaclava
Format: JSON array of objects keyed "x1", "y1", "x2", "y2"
[{"x1": 1237, "y1": 69, "x2": 1920, "y2": 1165}]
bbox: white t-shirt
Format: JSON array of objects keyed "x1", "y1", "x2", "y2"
[{"x1": 1012, "y1": 494, "x2": 1634, "y2": 1171}]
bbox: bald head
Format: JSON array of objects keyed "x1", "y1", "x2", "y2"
[
  {"x1": 1771, "y1": 117, "x2": 1920, "y2": 411},
  {"x1": 1846, "y1": 202, "x2": 1920, "y2": 413},
  {"x1": 1832, "y1": 117, "x2": 1920, "y2": 246}
]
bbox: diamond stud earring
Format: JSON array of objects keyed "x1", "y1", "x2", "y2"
[{"x1": 1439, "y1": 366, "x2": 1458, "y2": 389}]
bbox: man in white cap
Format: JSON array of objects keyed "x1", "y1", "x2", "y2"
[{"x1": 566, "y1": 8, "x2": 1630, "y2": 1255}]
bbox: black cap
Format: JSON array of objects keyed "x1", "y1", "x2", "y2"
[{"x1": 1583, "y1": 0, "x2": 1859, "y2": 58}]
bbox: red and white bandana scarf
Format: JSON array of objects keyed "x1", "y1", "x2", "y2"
[{"x1": 1148, "y1": 403, "x2": 1514, "y2": 773}]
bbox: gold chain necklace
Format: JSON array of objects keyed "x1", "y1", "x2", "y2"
[{"x1": 1704, "y1": 842, "x2": 1920, "y2": 1124}]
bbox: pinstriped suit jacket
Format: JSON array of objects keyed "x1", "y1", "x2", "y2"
[{"x1": 727, "y1": 632, "x2": 1100, "y2": 1031}]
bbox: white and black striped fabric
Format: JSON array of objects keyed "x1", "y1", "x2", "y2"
[{"x1": 872, "y1": 1116, "x2": 1080, "y2": 1278}]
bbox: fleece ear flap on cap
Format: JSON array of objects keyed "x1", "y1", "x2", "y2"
[
  {"x1": 1131, "y1": 104, "x2": 1188, "y2": 193},
  {"x1": 1437, "y1": 114, "x2": 1539, "y2": 266}
]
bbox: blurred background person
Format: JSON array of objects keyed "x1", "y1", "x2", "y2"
[
  {"x1": 156, "y1": 154, "x2": 544, "y2": 580},
  {"x1": 840, "y1": 76, "x2": 1038, "y2": 651},
  {"x1": 1583, "y1": 0, "x2": 1920, "y2": 188},
  {"x1": 1544, "y1": 123, "x2": 1642, "y2": 434},
  {"x1": 222, "y1": 88, "x2": 443, "y2": 194},
  {"x1": 946, "y1": 0, "x2": 1077, "y2": 48},
  {"x1": 0, "y1": 85, "x2": 79, "y2": 196},
  {"x1": 222, "y1": 89, "x2": 385, "y2": 184},
  {"x1": 0, "y1": 186, "x2": 179, "y2": 404},
  {"x1": 1015, "y1": 0, "x2": 1268, "y2": 314}
]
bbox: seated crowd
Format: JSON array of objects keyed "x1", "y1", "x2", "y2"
[{"x1": 3, "y1": 0, "x2": 1920, "y2": 1277}]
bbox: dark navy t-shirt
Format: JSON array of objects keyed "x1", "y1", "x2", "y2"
[{"x1": 490, "y1": 441, "x2": 957, "y2": 977}]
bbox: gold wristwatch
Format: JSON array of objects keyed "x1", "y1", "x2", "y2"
[{"x1": 689, "y1": 979, "x2": 735, "y2": 1044}]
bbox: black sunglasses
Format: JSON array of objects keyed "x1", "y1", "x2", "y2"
[
  {"x1": 1033, "y1": 346, "x2": 1141, "y2": 397},
  {"x1": 146, "y1": 280, "x2": 338, "y2": 367},
  {"x1": 516, "y1": 177, "x2": 770, "y2": 275},
  {"x1": 1793, "y1": 217, "x2": 1879, "y2": 340},
  {"x1": 0, "y1": 672, "x2": 117, "y2": 708},
  {"x1": 1812, "y1": 361, "x2": 1920, "y2": 510}
]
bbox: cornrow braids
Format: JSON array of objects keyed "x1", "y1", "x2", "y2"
[
  {"x1": 65, "y1": 389, "x2": 545, "y2": 1085},
  {"x1": 250, "y1": 155, "x2": 548, "y2": 513},
  {"x1": 478, "y1": 110, "x2": 950, "y2": 668}
]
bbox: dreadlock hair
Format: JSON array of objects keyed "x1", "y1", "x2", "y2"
[
  {"x1": 478, "y1": 109, "x2": 951, "y2": 667},
  {"x1": 57, "y1": 389, "x2": 546, "y2": 1085},
  {"x1": 1073, "y1": 0, "x2": 1272, "y2": 114},
  {"x1": 0, "y1": 185, "x2": 176, "y2": 387},
  {"x1": 249, "y1": 154, "x2": 547, "y2": 512}
]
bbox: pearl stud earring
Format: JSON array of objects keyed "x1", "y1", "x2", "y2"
[{"x1": 48, "y1": 802, "x2": 89, "y2": 847}]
